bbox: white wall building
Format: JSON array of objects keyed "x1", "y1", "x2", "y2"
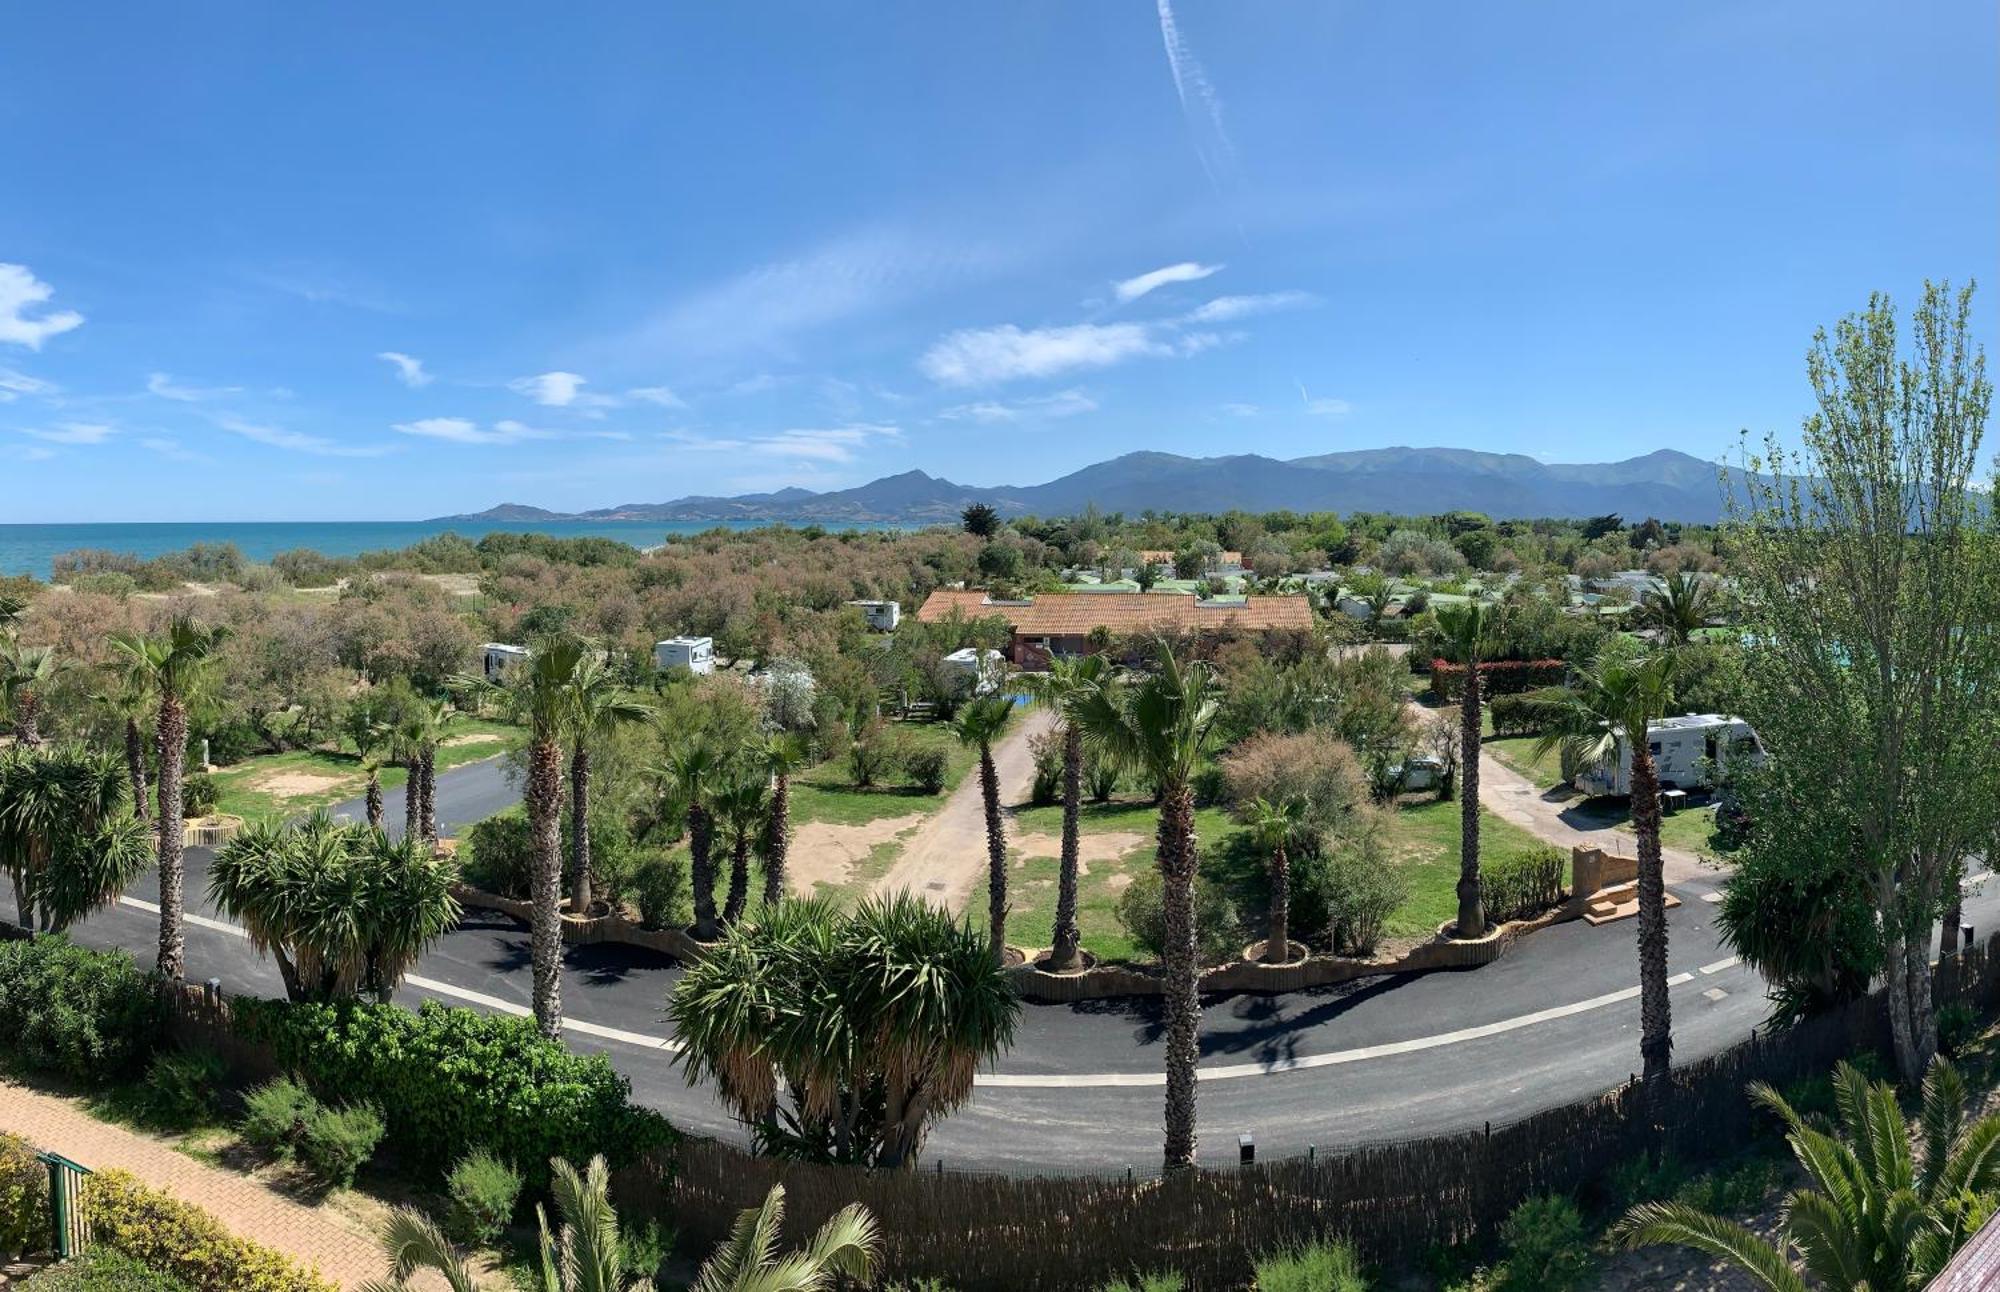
[
  {"x1": 481, "y1": 642, "x2": 530, "y2": 682},
  {"x1": 654, "y1": 636, "x2": 716, "y2": 675},
  {"x1": 941, "y1": 646, "x2": 1005, "y2": 696},
  {"x1": 846, "y1": 599, "x2": 902, "y2": 631},
  {"x1": 1575, "y1": 713, "x2": 1765, "y2": 797}
]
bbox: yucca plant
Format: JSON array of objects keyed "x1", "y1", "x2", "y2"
[
  {"x1": 1612, "y1": 1057, "x2": 2000, "y2": 1289},
  {"x1": 0, "y1": 638, "x2": 57, "y2": 747},
  {"x1": 691, "y1": 1183, "x2": 877, "y2": 1292},
  {"x1": 0, "y1": 743, "x2": 151, "y2": 930}
]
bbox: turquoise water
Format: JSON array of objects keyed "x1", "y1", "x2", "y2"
[{"x1": 0, "y1": 519, "x2": 909, "y2": 578}]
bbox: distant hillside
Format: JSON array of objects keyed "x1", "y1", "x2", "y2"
[{"x1": 433, "y1": 446, "x2": 1752, "y2": 525}]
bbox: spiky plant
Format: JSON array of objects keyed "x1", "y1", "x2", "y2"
[
  {"x1": 1244, "y1": 795, "x2": 1307, "y2": 963},
  {"x1": 715, "y1": 770, "x2": 770, "y2": 926},
  {"x1": 1640, "y1": 570, "x2": 1718, "y2": 646},
  {"x1": 0, "y1": 638, "x2": 58, "y2": 747},
  {"x1": 0, "y1": 744, "x2": 151, "y2": 930},
  {"x1": 663, "y1": 735, "x2": 726, "y2": 941},
  {"x1": 691, "y1": 1184, "x2": 878, "y2": 1292},
  {"x1": 951, "y1": 694, "x2": 1017, "y2": 961},
  {"x1": 343, "y1": 694, "x2": 392, "y2": 831}
]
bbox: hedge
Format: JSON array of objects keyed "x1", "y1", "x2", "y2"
[
  {"x1": 1428, "y1": 659, "x2": 1568, "y2": 702},
  {"x1": 1487, "y1": 693, "x2": 1544, "y2": 739},
  {"x1": 0, "y1": 937, "x2": 162, "y2": 1083},
  {"x1": 80, "y1": 1170, "x2": 335, "y2": 1292},
  {"x1": 1484, "y1": 848, "x2": 1569, "y2": 924},
  {"x1": 231, "y1": 998, "x2": 673, "y2": 1183},
  {"x1": 20, "y1": 1247, "x2": 194, "y2": 1291},
  {"x1": 1, "y1": 1131, "x2": 48, "y2": 1258}
]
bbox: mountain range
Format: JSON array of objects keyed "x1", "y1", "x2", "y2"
[{"x1": 434, "y1": 447, "x2": 1751, "y2": 526}]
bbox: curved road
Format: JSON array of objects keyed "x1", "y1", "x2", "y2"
[{"x1": 63, "y1": 756, "x2": 1999, "y2": 1173}]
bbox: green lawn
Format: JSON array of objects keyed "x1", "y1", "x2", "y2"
[
  {"x1": 1374, "y1": 797, "x2": 1554, "y2": 938},
  {"x1": 1625, "y1": 802, "x2": 1736, "y2": 857},
  {"x1": 207, "y1": 717, "x2": 522, "y2": 825},
  {"x1": 789, "y1": 720, "x2": 978, "y2": 827},
  {"x1": 1484, "y1": 734, "x2": 1563, "y2": 787}
]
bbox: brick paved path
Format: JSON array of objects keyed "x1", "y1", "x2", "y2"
[{"x1": 0, "y1": 1078, "x2": 385, "y2": 1290}]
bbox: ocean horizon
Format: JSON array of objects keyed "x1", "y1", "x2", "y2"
[{"x1": 0, "y1": 518, "x2": 911, "y2": 579}]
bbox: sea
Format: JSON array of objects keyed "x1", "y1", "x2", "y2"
[{"x1": 0, "y1": 519, "x2": 911, "y2": 579}]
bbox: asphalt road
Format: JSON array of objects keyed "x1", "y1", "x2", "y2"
[{"x1": 60, "y1": 757, "x2": 2000, "y2": 1172}]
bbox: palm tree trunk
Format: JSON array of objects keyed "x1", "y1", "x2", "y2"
[
  {"x1": 526, "y1": 730, "x2": 564, "y2": 1038},
  {"x1": 1158, "y1": 782, "x2": 1201, "y2": 1171},
  {"x1": 980, "y1": 746, "x2": 1007, "y2": 962},
  {"x1": 14, "y1": 691, "x2": 40, "y2": 747},
  {"x1": 419, "y1": 746, "x2": 437, "y2": 847},
  {"x1": 725, "y1": 831, "x2": 749, "y2": 925},
  {"x1": 1049, "y1": 723, "x2": 1084, "y2": 970},
  {"x1": 155, "y1": 692, "x2": 188, "y2": 980},
  {"x1": 403, "y1": 759, "x2": 420, "y2": 843},
  {"x1": 364, "y1": 771, "x2": 383, "y2": 831},
  {"x1": 689, "y1": 804, "x2": 719, "y2": 940},
  {"x1": 569, "y1": 745, "x2": 592, "y2": 913},
  {"x1": 1266, "y1": 841, "x2": 1291, "y2": 963},
  {"x1": 1631, "y1": 746, "x2": 1672, "y2": 1090},
  {"x1": 762, "y1": 773, "x2": 790, "y2": 906},
  {"x1": 1455, "y1": 663, "x2": 1485, "y2": 938},
  {"x1": 124, "y1": 718, "x2": 149, "y2": 824}
]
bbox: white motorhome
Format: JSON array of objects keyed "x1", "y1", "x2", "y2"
[
  {"x1": 481, "y1": 642, "x2": 530, "y2": 682},
  {"x1": 654, "y1": 636, "x2": 716, "y2": 675},
  {"x1": 1575, "y1": 713, "x2": 1764, "y2": 798},
  {"x1": 941, "y1": 647, "x2": 1005, "y2": 696},
  {"x1": 846, "y1": 599, "x2": 902, "y2": 631}
]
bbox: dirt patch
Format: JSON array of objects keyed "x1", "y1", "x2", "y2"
[
  {"x1": 420, "y1": 572, "x2": 483, "y2": 596},
  {"x1": 441, "y1": 732, "x2": 502, "y2": 747},
  {"x1": 1105, "y1": 873, "x2": 1135, "y2": 894},
  {"x1": 788, "y1": 813, "x2": 928, "y2": 896},
  {"x1": 249, "y1": 769, "x2": 353, "y2": 799},
  {"x1": 1012, "y1": 830, "x2": 1148, "y2": 869}
]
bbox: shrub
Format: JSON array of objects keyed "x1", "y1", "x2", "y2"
[
  {"x1": 1028, "y1": 730, "x2": 1064, "y2": 806},
  {"x1": 1096, "y1": 1276, "x2": 1184, "y2": 1292},
  {"x1": 82, "y1": 1169, "x2": 337, "y2": 1292},
  {"x1": 239, "y1": 1076, "x2": 317, "y2": 1161},
  {"x1": 905, "y1": 746, "x2": 950, "y2": 796},
  {"x1": 1085, "y1": 750, "x2": 1121, "y2": 803},
  {"x1": 136, "y1": 1050, "x2": 226, "y2": 1131},
  {"x1": 847, "y1": 720, "x2": 901, "y2": 787},
  {"x1": 1482, "y1": 848, "x2": 1567, "y2": 924},
  {"x1": 180, "y1": 773, "x2": 219, "y2": 817},
  {"x1": 233, "y1": 999, "x2": 672, "y2": 1185},
  {"x1": 631, "y1": 853, "x2": 691, "y2": 931},
  {"x1": 19, "y1": 1248, "x2": 194, "y2": 1291},
  {"x1": 1938, "y1": 1000, "x2": 1980, "y2": 1056},
  {"x1": 298, "y1": 1101, "x2": 383, "y2": 1188},
  {"x1": 0, "y1": 937, "x2": 161, "y2": 1082},
  {"x1": 1, "y1": 1132, "x2": 48, "y2": 1259},
  {"x1": 1496, "y1": 1195, "x2": 1591, "y2": 1292},
  {"x1": 1303, "y1": 829, "x2": 1407, "y2": 956},
  {"x1": 1673, "y1": 1156, "x2": 1783, "y2": 1216},
  {"x1": 1114, "y1": 871, "x2": 1239, "y2": 965},
  {"x1": 1252, "y1": 1240, "x2": 1369, "y2": 1292},
  {"x1": 445, "y1": 1149, "x2": 523, "y2": 1244},
  {"x1": 461, "y1": 809, "x2": 533, "y2": 898},
  {"x1": 1486, "y1": 693, "x2": 1541, "y2": 738},
  {"x1": 1223, "y1": 730, "x2": 1370, "y2": 853}
]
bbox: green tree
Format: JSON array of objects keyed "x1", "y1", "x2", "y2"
[
  {"x1": 1069, "y1": 645, "x2": 1221, "y2": 1170},
  {"x1": 1436, "y1": 601, "x2": 1502, "y2": 938},
  {"x1": 91, "y1": 660, "x2": 155, "y2": 825},
  {"x1": 1730, "y1": 282, "x2": 1999, "y2": 1083},
  {"x1": 1640, "y1": 571, "x2": 1717, "y2": 646},
  {"x1": 1531, "y1": 652, "x2": 1678, "y2": 1087},
  {"x1": 715, "y1": 769, "x2": 769, "y2": 926},
  {"x1": 208, "y1": 811, "x2": 460, "y2": 1002},
  {"x1": 668, "y1": 894, "x2": 1018, "y2": 1168},
  {"x1": 952, "y1": 694, "x2": 1017, "y2": 961},
  {"x1": 961, "y1": 502, "x2": 1001, "y2": 538},
  {"x1": 395, "y1": 696, "x2": 459, "y2": 849},
  {"x1": 0, "y1": 639, "x2": 58, "y2": 746},
  {"x1": 1022, "y1": 653, "x2": 1113, "y2": 970},
  {"x1": 691, "y1": 1184, "x2": 878, "y2": 1292},
  {"x1": 1612, "y1": 1058, "x2": 2000, "y2": 1289},
  {"x1": 663, "y1": 735, "x2": 727, "y2": 940},
  {"x1": 1135, "y1": 560, "x2": 1162, "y2": 593},
  {"x1": 759, "y1": 732, "x2": 809, "y2": 907},
  {"x1": 343, "y1": 694, "x2": 393, "y2": 831},
  {"x1": 0, "y1": 744, "x2": 151, "y2": 930},
  {"x1": 1245, "y1": 795, "x2": 1306, "y2": 963},
  {"x1": 560, "y1": 652, "x2": 652, "y2": 913},
  {"x1": 110, "y1": 613, "x2": 229, "y2": 980}
]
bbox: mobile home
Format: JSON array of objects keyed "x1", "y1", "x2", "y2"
[
  {"x1": 940, "y1": 647, "x2": 1005, "y2": 696},
  {"x1": 846, "y1": 599, "x2": 902, "y2": 631},
  {"x1": 1574, "y1": 713, "x2": 1764, "y2": 798},
  {"x1": 654, "y1": 636, "x2": 716, "y2": 675},
  {"x1": 481, "y1": 642, "x2": 530, "y2": 682}
]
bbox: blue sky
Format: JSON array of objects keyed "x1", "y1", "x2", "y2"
[{"x1": 1, "y1": 2, "x2": 1993, "y2": 521}]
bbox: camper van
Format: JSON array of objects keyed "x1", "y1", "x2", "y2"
[
  {"x1": 654, "y1": 636, "x2": 716, "y2": 676},
  {"x1": 846, "y1": 599, "x2": 902, "y2": 631},
  {"x1": 481, "y1": 642, "x2": 530, "y2": 682},
  {"x1": 941, "y1": 647, "x2": 1005, "y2": 697},
  {"x1": 1574, "y1": 713, "x2": 1764, "y2": 798}
]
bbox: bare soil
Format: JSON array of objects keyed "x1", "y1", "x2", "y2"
[
  {"x1": 788, "y1": 813, "x2": 928, "y2": 895},
  {"x1": 249, "y1": 769, "x2": 353, "y2": 799}
]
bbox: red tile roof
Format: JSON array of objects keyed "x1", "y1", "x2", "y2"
[{"x1": 915, "y1": 589, "x2": 1314, "y2": 636}]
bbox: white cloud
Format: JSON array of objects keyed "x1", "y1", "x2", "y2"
[
  {"x1": 17, "y1": 422, "x2": 113, "y2": 445},
  {"x1": 0, "y1": 368, "x2": 55, "y2": 401},
  {"x1": 920, "y1": 323, "x2": 1175, "y2": 386},
  {"x1": 627, "y1": 385, "x2": 687, "y2": 409},
  {"x1": 1155, "y1": 0, "x2": 1235, "y2": 186},
  {"x1": 940, "y1": 389, "x2": 1100, "y2": 424},
  {"x1": 1184, "y1": 291, "x2": 1317, "y2": 323},
  {"x1": 0, "y1": 264, "x2": 85, "y2": 350},
  {"x1": 665, "y1": 423, "x2": 898, "y2": 464},
  {"x1": 1113, "y1": 262, "x2": 1222, "y2": 304},
  {"x1": 8, "y1": 444, "x2": 57, "y2": 462},
  {"x1": 148, "y1": 372, "x2": 242, "y2": 402},
  {"x1": 218, "y1": 416, "x2": 385, "y2": 457},
  {"x1": 509, "y1": 371, "x2": 588, "y2": 407},
  {"x1": 392, "y1": 417, "x2": 554, "y2": 446},
  {"x1": 140, "y1": 436, "x2": 200, "y2": 462},
  {"x1": 1297, "y1": 382, "x2": 1352, "y2": 417},
  {"x1": 377, "y1": 351, "x2": 432, "y2": 387}
]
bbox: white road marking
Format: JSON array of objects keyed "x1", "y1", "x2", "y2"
[{"x1": 1698, "y1": 956, "x2": 1739, "y2": 975}]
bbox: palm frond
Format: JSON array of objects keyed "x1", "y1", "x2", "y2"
[{"x1": 1608, "y1": 1202, "x2": 1810, "y2": 1292}]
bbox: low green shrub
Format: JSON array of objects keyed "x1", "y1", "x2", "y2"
[
  {"x1": 1938, "y1": 1000, "x2": 1980, "y2": 1056},
  {"x1": 1252, "y1": 1239, "x2": 1369, "y2": 1291},
  {"x1": 846, "y1": 722, "x2": 901, "y2": 787},
  {"x1": 619, "y1": 1217, "x2": 672, "y2": 1286},
  {"x1": 180, "y1": 773, "x2": 219, "y2": 817},
  {"x1": 1673, "y1": 1156, "x2": 1784, "y2": 1216},
  {"x1": 1486, "y1": 694, "x2": 1541, "y2": 739},
  {"x1": 1, "y1": 1131, "x2": 49, "y2": 1258},
  {"x1": 905, "y1": 746, "x2": 950, "y2": 796},
  {"x1": 136, "y1": 1051, "x2": 226, "y2": 1131},
  {"x1": 1495, "y1": 1194, "x2": 1591, "y2": 1292},
  {"x1": 445, "y1": 1149, "x2": 523, "y2": 1244},
  {"x1": 297, "y1": 1102, "x2": 383, "y2": 1188},
  {"x1": 461, "y1": 809, "x2": 533, "y2": 899},
  {"x1": 0, "y1": 937, "x2": 161, "y2": 1083},
  {"x1": 233, "y1": 999, "x2": 672, "y2": 1185},
  {"x1": 631, "y1": 853, "x2": 691, "y2": 930},
  {"x1": 1482, "y1": 848, "x2": 1567, "y2": 925},
  {"x1": 82, "y1": 1169, "x2": 337, "y2": 1292},
  {"x1": 1027, "y1": 731, "x2": 1063, "y2": 805},
  {"x1": 1310, "y1": 834, "x2": 1407, "y2": 956},
  {"x1": 239, "y1": 1077, "x2": 316, "y2": 1161},
  {"x1": 19, "y1": 1247, "x2": 194, "y2": 1291},
  {"x1": 1096, "y1": 1275, "x2": 1183, "y2": 1292},
  {"x1": 1115, "y1": 871, "x2": 1239, "y2": 965}
]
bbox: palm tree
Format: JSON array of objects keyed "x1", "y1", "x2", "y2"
[
  {"x1": 664, "y1": 735, "x2": 726, "y2": 941},
  {"x1": 1068, "y1": 645, "x2": 1220, "y2": 1170},
  {"x1": 692, "y1": 1184, "x2": 878, "y2": 1292},
  {"x1": 1245, "y1": 795, "x2": 1306, "y2": 963},
  {"x1": 395, "y1": 696, "x2": 457, "y2": 849},
  {"x1": 1640, "y1": 571, "x2": 1716, "y2": 646},
  {"x1": 1022, "y1": 653, "x2": 1112, "y2": 971},
  {"x1": 0, "y1": 744, "x2": 151, "y2": 931},
  {"x1": 343, "y1": 695, "x2": 392, "y2": 831},
  {"x1": 110, "y1": 614, "x2": 229, "y2": 980},
  {"x1": 758, "y1": 732, "x2": 809, "y2": 906},
  {"x1": 209, "y1": 811, "x2": 460, "y2": 1003},
  {"x1": 1435, "y1": 602, "x2": 1502, "y2": 939},
  {"x1": 1612, "y1": 1058, "x2": 2000, "y2": 1290},
  {"x1": 1531, "y1": 650, "x2": 1678, "y2": 1086},
  {"x1": 0, "y1": 639, "x2": 58, "y2": 747},
  {"x1": 91, "y1": 663, "x2": 155, "y2": 825},
  {"x1": 559, "y1": 652, "x2": 652, "y2": 914},
  {"x1": 952, "y1": 694, "x2": 1017, "y2": 962},
  {"x1": 715, "y1": 770, "x2": 769, "y2": 926}
]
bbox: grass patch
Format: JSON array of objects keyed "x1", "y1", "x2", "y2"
[
  {"x1": 1626, "y1": 802, "x2": 1735, "y2": 857},
  {"x1": 1375, "y1": 796, "x2": 1555, "y2": 938},
  {"x1": 790, "y1": 721, "x2": 976, "y2": 827},
  {"x1": 208, "y1": 717, "x2": 521, "y2": 824},
  {"x1": 1485, "y1": 734, "x2": 1563, "y2": 787}
]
